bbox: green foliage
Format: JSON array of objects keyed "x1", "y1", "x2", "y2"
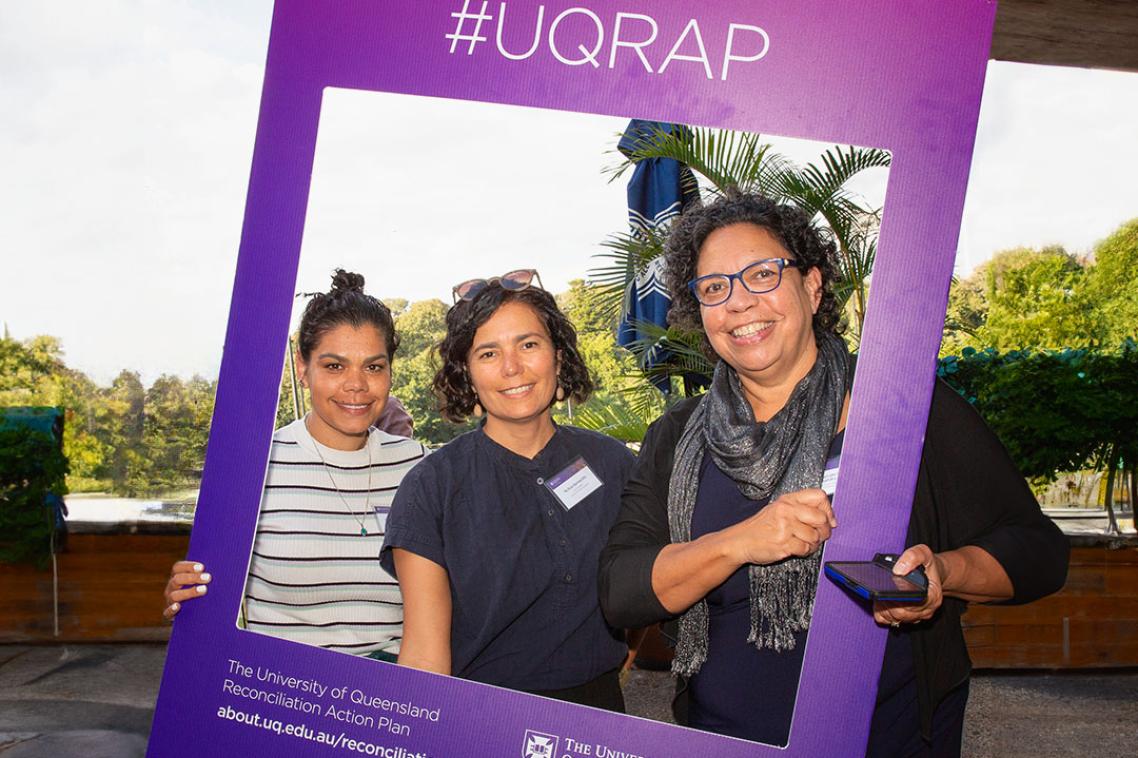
[
  {"x1": 977, "y1": 247, "x2": 1096, "y2": 351},
  {"x1": 393, "y1": 347, "x2": 474, "y2": 445},
  {"x1": 557, "y1": 280, "x2": 638, "y2": 394},
  {"x1": 940, "y1": 274, "x2": 987, "y2": 357},
  {"x1": 1, "y1": 333, "x2": 219, "y2": 496},
  {"x1": 568, "y1": 393, "x2": 663, "y2": 444},
  {"x1": 134, "y1": 375, "x2": 216, "y2": 494},
  {"x1": 381, "y1": 297, "x2": 410, "y2": 317},
  {"x1": 100, "y1": 370, "x2": 146, "y2": 494},
  {"x1": 942, "y1": 221, "x2": 1138, "y2": 357},
  {"x1": 0, "y1": 422, "x2": 68, "y2": 566},
  {"x1": 588, "y1": 225, "x2": 672, "y2": 323},
  {"x1": 768, "y1": 145, "x2": 889, "y2": 342},
  {"x1": 395, "y1": 299, "x2": 449, "y2": 359},
  {"x1": 276, "y1": 341, "x2": 303, "y2": 430},
  {"x1": 938, "y1": 343, "x2": 1138, "y2": 490},
  {"x1": 553, "y1": 280, "x2": 677, "y2": 441},
  {"x1": 390, "y1": 299, "x2": 471, "y2": 445},
  {"x1": 1, "y1": 335, "x2": 109, "y2": 491},
  {"x1": 1083, "y1": 218, "x2": 1138, "y2": 347},
  {"x1": 605, "y1": 126, "x2": 787, "y2": 197},
  {"x1": 616, "y1": 319, "x2": 714, "y2": 389}
]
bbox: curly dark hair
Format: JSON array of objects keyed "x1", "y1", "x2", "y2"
[
  {"x1": 297, "y1": 269, "x2": 400, "y2": 360},
  {"x1": 433, "y1": 284, "x2": 593, "y2": 423},
  {"x1": 663, "y1": 190, "x2": 843, "y2": 358}
]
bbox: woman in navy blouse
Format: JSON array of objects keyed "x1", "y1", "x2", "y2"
[{"x1": 381, "y1": 270, "x2": 634, "y2": 711}]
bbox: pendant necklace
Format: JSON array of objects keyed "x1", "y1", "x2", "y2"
[{"x1": 309, "y1": 419, "x2": 372, "y2": 536}]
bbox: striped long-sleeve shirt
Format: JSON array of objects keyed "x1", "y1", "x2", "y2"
[{"x1": 241, "y1": 417, "x2": 427, "y2": 656}]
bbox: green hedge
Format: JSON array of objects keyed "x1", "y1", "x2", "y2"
[
  {"x1": 0, "y1": 418, "x2": 68, "y2": 566},
  {"x1": 937, "y1": 340, "x2": 1138, "y2": 487}
]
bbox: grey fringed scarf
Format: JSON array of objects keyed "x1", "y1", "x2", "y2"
[{"x1": 668, "y1": 331, "x2": 850, "y2": 678}]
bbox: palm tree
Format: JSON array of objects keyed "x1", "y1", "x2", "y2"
[
  {"x1": 593, "y1": 125, "x2": 889, "y2": 343},
  {"x1": 578, "y1": 126, "x2": 889, "y2": 439}
]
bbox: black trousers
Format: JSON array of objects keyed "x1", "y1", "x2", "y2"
[
  {"x1": 529, "y1": 667, "x2": 626, "y2": 713},
  {"x1": 867, "y1": 678, "x2": 969, "y2": 758}
]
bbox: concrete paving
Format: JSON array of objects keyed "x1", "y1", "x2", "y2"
[
  {"x1": 0, "y1": 645, "x2": 163, "y2": 758},
  {"x1": 621, "y1": 667, "x2": 1138, "y2": 757},
  {"x1": 2, "y1": 644, "x2": 1136, "y2": 757}
]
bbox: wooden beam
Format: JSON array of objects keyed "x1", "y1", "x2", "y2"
[{"x1": 993, "y1": 0, "x2": 1138, "y2": 71}]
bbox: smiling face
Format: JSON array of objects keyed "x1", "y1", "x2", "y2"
[
  {"x1": 466, "y1": 300, "x2": 559, "y2": 435},
  {"x1": 696, "y1": 222, "x2": 823, "y2": 394},
  {"x1": 296, "y1": 322, "x2": 391, "y2": 450}
]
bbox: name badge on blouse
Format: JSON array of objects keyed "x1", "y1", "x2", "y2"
[
  {"x1": 821, "y1": 467, "x2": 839, "y2": 496},
  {"x1": 544, "y1": 456, "x2": 603, "y2": 511},
  {"x1": 372, "y1": 505, "x2": 390, "y2": 534},
  {"x1": 821, "y1": 453, "x2": 840, "y2": 497}
]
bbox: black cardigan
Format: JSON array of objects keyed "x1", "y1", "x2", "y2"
[{"x1": 598, "y1": 378, "x2": 1069, "y2": 741}]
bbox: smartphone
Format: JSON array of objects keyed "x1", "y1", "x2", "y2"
[{"x1": 823, "y1": 553, "x2": 928, "y2": 603}]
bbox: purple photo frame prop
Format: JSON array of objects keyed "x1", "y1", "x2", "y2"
[{"x1": 150, "y1": 1, "x2": 995, "y2": 755}]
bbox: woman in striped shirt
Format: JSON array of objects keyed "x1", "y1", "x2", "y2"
[{"x1": 163, "y1": 270, "x2": 427, "y2": 661}]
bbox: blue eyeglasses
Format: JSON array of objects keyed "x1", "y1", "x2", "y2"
[{"x1": 687, "y1": 258, "x2": 800, "y2": 306}]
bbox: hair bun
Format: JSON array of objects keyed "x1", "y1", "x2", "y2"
[{"x1": 329, "y1": 269, "x2": 366, "y2": 295}]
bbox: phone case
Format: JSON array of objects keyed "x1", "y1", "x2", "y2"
[{"x1": 823, "y1": 555, "x2": 928, "y2": 603}]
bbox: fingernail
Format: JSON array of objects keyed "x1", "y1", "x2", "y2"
[
  {"x1": 196, "y1": 585, "x2": 207, "y2": 594},
  {"x1": 193, "y1": 563, "x2": 204, "y2": 572},
  {"x1": 200, "y1": 573, "x2": 212, "y2": 582},
  {"x1": 171, "y1": 603, "x2": 180, "y2": 611}
]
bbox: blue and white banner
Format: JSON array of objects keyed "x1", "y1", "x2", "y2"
[{"x1": 615, "y1": 120, "x2": 699, "y2": 391}]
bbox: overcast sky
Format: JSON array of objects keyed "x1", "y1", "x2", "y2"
[{"x1": 3, "y1": 2, "x2": 1136, "y2": 386}]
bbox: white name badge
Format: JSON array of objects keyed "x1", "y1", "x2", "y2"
[
  {"x1": 372, "y1": 505, "x2": 389, "y2": 534},
  {"x1": 544, "y1": 456, "x2": 603, "y2": 511},
  {"x1": 821, "y1": 466, "x2": 840, "y2": 497}
]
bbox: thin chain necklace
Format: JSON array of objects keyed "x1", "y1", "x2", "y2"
[{"x1": 307, "y1": 417, "x2": 372, "y2": 536}]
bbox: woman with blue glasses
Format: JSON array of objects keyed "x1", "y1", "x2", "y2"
[
  {"x1": 382, "y1": 271, "x2": 634, "y2": 711},
  {"x1": 598, "y1": 191, "x2": 1068, "y2": 754}
]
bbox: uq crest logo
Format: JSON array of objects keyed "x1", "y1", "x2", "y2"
[{"x1": 523, "y1": 729, "x2": 560, "y2": 758}]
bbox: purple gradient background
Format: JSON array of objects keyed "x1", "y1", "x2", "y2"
[{"x1": 149, "y1": 1, "x2": 995, "y2": 756}]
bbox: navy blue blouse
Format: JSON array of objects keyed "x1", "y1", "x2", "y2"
[
  {"x1": 686, "y1": 453, "x2": 816, "y2": 745},
  {"x1": 380, "y1": 424, "x2": 633, "y2": 691},
  {"x1": 686, "y1": 434, "x2": 924, "y2": 747}
]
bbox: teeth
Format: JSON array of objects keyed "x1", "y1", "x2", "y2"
[
  {"x1": 501, "y1": 385, "x2": 533, "y2": 396},
  {"x1": 732, "y1": 322, "x2": 772, "y2": 337}
]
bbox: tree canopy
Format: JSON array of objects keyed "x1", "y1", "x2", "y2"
[
  {"x1": 1083, "y1": 218, "x2": 1138, "y2": 348},
  {"x1": 1, "y1": 334, "x2": 215, "y2": 496},
  {"x1": 942, "y1": 219, "x2": 1138, "y2": 355}
]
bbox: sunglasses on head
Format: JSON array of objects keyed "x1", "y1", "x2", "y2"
[{"x1": 452, "y1": 269, "x2": 544, "y2": 303}]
